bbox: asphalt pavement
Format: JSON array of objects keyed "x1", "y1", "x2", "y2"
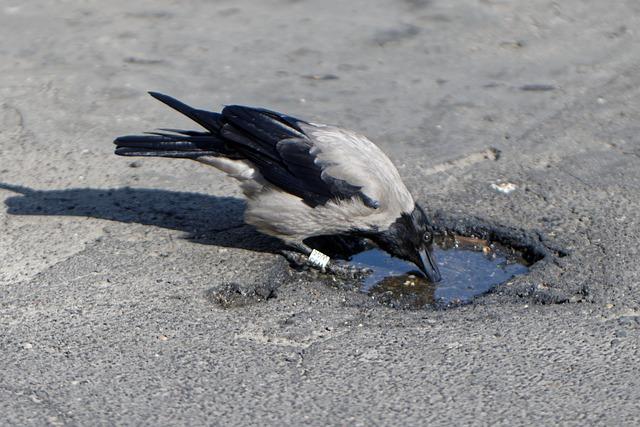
[{"x1": 1, "y1": 1, "x2": 639, "y2": 425}]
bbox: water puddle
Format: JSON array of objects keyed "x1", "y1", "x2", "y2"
[{"x1": 349, "y1": 234, "x2": 531, "y2": 308}]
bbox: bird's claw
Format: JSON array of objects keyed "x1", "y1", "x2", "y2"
[{"x1": 325, "y1": 262, "x2": 372, "y2": 279}]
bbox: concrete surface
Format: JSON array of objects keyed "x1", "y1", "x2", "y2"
[{"x1": 1, "y1": 0, "x2": 640, "y2": 425}]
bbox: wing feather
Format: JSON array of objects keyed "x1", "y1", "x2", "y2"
[
  {"x1": 220, "y1": 106, "x2": 380, "y2": 208},
  {"x1": 300, "y1": 123, "x2": 414, "y2": 213}
]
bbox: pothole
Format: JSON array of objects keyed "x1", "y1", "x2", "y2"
[
  {"x1": 350, "y1": 234, "x2": 532, "y2": 309},
  {"x1": 319, "y1": 213, "x2": 557, "y2": 309}
]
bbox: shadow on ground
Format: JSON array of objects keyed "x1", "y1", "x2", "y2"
[
  {"x1": 0, "y1": 183, "x2": 373, "y2": 260},
  {"x1": 0, "y1": 182, "x2": 284, "y2": 253}
]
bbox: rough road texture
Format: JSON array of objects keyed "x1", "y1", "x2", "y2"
[{"x1": 1, "y1": 0, "x2": 640, "y2": 425}]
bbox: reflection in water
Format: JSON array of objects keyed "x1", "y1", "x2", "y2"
[{"x1": 348, "y1": 235, "x2": 531, "y2": 308}]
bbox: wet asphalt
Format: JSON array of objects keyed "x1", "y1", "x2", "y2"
[{"x1": 1, "y1": 0, "x2": 640, "y2": 425}]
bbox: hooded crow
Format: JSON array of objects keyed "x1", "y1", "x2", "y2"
[{"x1": 114, "y1": 92, "x2": 441, "y2": 282}]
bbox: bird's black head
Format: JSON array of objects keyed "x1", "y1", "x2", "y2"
[{"x1": 371, "y1": 204, "x2": 442, "y2": 282}]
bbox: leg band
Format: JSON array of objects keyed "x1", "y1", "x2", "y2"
[{"x1": 308, "y1": 249, "x2": 330, "y2": 269}]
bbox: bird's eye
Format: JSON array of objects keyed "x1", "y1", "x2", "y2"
[{"x1": 423, "y1": 232, "x2": 432, "y2": 242}]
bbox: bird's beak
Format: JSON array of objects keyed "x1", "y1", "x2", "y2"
[{"x1": 417, "y1": 246, "x2": 442, "y2": 282}]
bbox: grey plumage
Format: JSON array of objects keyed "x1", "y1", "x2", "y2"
[
  {"x1": 114, "y1": 92, "x2": 441, "y2": 282},
  {"x1": 202, "y1": 124, "x2": 414, "y2": 244}
]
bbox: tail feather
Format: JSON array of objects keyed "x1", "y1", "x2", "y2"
[
  {"x1": 148, "y1": 91, "x2": 222, "y2": 132},
  {"x1": 114, "y1": 130, "x2": 240, "y2": 159},
  {"x1": 114, "y1": 92, "x2": 240, "y2": 160},
  {"x1": 114, "y1": 147, "x2": 219, "y2": 158},
  {"x1": 156, "y1": 128, "x2": 211, "y2": 136}
]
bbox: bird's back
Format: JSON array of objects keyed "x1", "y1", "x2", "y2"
[{"x1": 299, "y1": 123, "x2": 414, "y2": 217}]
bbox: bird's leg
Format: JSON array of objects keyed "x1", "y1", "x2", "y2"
[
  {"x1": 280, "y1": 242, "x2": 314, "y2": 270},
  {"x1": 280, "y1": 250, "x2": 309, "y2": 270},
  {"x1": 325, "y1": 261, "x2": 372, "y2": 279},
  {"x1": 280, "y1": 242, "x2": 371, "y2": 279},
  {"x1": 281, "y1": 242, "x2": 331, "y2": 272}
]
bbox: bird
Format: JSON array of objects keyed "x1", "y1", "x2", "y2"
[{"x1": 114, "y1": 92, "x2": 442, "y2": 282}]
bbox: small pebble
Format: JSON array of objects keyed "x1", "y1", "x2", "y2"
[
  {"x1": 22, "y1": 342, "x2": 33, "y2": 349},
  {"x1": 158, "y1": 335, "x2": 168, "y2": 341},
  {"x1": 491, "y1": 182, "x2": 517, "y2": 194}
]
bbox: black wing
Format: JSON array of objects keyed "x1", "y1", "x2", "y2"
[
  {"x1": 220, "y1": 105, "x2": 378, "y2": 208},
  {"x1": 117, "y1": 92, "x2": 378, "y2": 208}
]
